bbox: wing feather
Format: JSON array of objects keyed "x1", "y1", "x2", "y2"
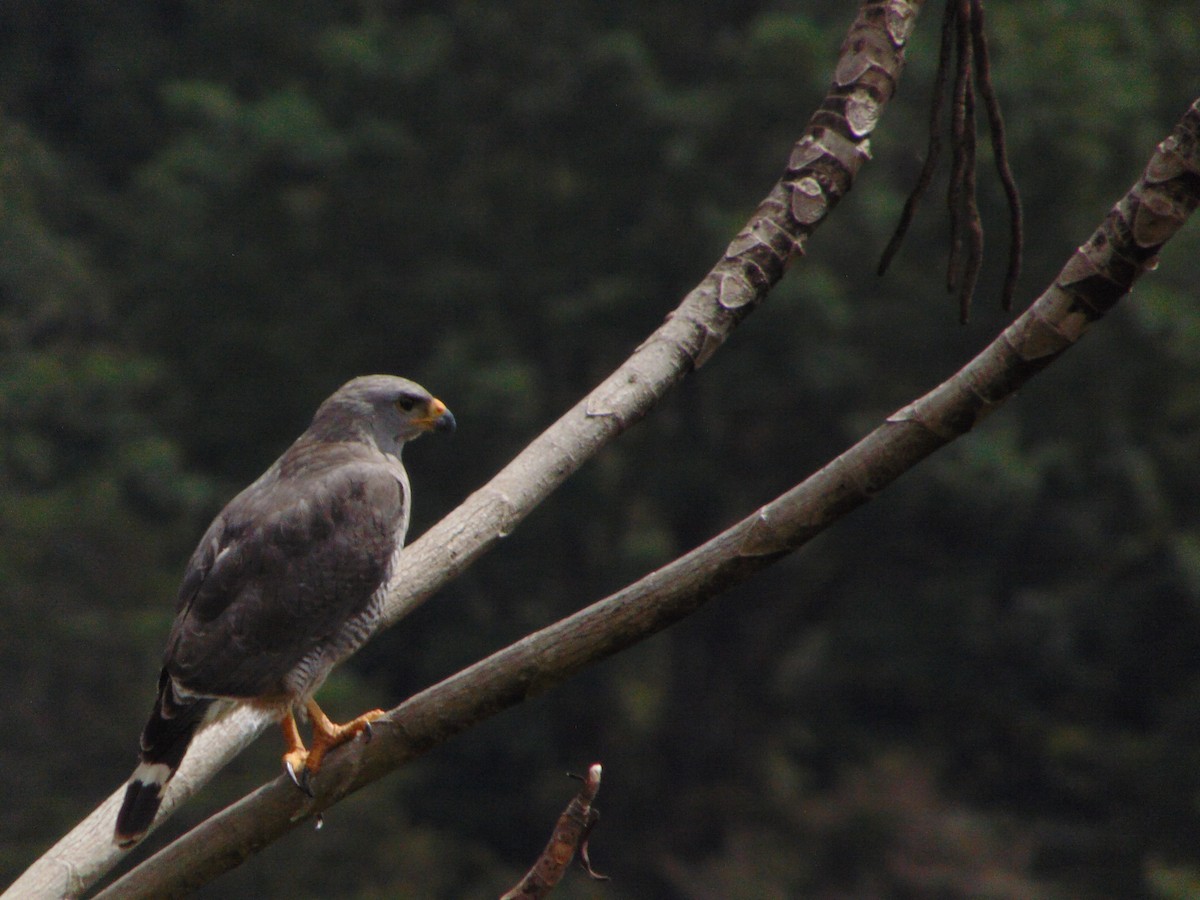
[{"x1": 164, "y1": 448, "x2": 406, "y2": 699}]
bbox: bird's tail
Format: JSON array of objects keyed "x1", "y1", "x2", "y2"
[{"x1": 114, "y1": 669, "x2": 212, "y2": 848}]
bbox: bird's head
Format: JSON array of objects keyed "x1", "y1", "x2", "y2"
[{"x1": 311, "y1": 375, "x2": 455, "y2": 455}]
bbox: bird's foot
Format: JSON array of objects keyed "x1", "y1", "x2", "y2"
[
  {"x1": 281, "y1": 705, "x2": 386, "y2": 796},
  {"x1": 284, "y1": 752, "x2": 315, "y2": 797},
  {"x1": 323, "y1": 708, "x2": 386, "y2": 747}
]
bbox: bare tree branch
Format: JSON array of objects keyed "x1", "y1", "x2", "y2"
[
  {"x1": 94, "y1": 97, "x2": 1200, "y2": 899},
  {"x1": 4, "y1": 3, "x2": 924, "y2": 897},
  {"x1": 501, "y1": 764, "x2": 606, "y2": 899}
]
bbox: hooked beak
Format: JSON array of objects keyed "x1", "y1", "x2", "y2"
[{"x1": 418, "y1": 397, "x2": 456, "y2": 434}]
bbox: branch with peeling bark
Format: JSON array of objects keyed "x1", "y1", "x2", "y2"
[
  {"x1": 4, "y1": 3, "x2": 924, "y2": 898},
  {"x1": 501, "y1": 765, "x2": 607, "y2": 899},
  {"x1": 89, "y1": 97, "x2": 1200, "y2": 899}
]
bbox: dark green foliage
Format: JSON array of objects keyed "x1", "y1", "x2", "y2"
[{"x1": 2, "y1": 1, "x2": 1200, "y2": 895}]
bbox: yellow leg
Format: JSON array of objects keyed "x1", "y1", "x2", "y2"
[
  {"x1": 280, "y1": 699, "x2": 385, "y2": 795},
  {"x1": 303, "y1": 699, "x2": 385, "y2": 772}
]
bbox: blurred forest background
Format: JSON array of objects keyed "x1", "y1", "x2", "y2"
[{"x1": 3, "y1": 1, "x2": 1200, "y2": 897}]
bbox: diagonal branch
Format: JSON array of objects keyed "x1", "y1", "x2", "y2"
[
  {"x1": 373, "y1": 0, "x2": 921, "y2": 636},
  {"x1": 96, "y1": 98, "x2": 1200, "y2": 900},
  {"x1": 4, "y1": 3, "x2": 925, "y2": 898}
]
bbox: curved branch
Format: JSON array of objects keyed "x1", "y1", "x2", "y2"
[
  {"x1": 96, "y1": 98, "x2": 1200, "y2": 900},
  {"x1": 375, "y1": 0, "x2": 919, "y2": 634},
  {"x1": 4, "y1": 3, "x2": 924, "y2": 898}
]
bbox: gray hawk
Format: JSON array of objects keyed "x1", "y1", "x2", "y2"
[{"x1": 114, "y1": 375, "x2": 455, "y2": 848}]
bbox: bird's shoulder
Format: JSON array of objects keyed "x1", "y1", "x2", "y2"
[{"x1": 175, "y1": 445, "x2": 407, "y2": 621}]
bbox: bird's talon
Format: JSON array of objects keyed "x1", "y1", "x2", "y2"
[
  {"x1": 362, "y1": 720, "x2": 374, "y2": 743},
  {"x1": 286, "y1": 759, "x2": 315, "y2": 797}
]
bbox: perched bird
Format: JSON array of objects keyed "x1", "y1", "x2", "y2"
[{"x1": 114, "y1": 375, "x2": 455, "y2": 848}]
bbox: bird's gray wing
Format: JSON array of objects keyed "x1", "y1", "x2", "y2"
[{"x1": 163, "y1": 457, "x2": 406, "y2": 699}]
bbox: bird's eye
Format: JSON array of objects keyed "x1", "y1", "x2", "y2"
[{"x1": 395, "y1": 395, "x2": 417, "y2": 413}]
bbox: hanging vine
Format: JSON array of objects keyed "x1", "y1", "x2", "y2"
[{"x1": 878, "y1": 0, "x2": 1023, "y2": 322}]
